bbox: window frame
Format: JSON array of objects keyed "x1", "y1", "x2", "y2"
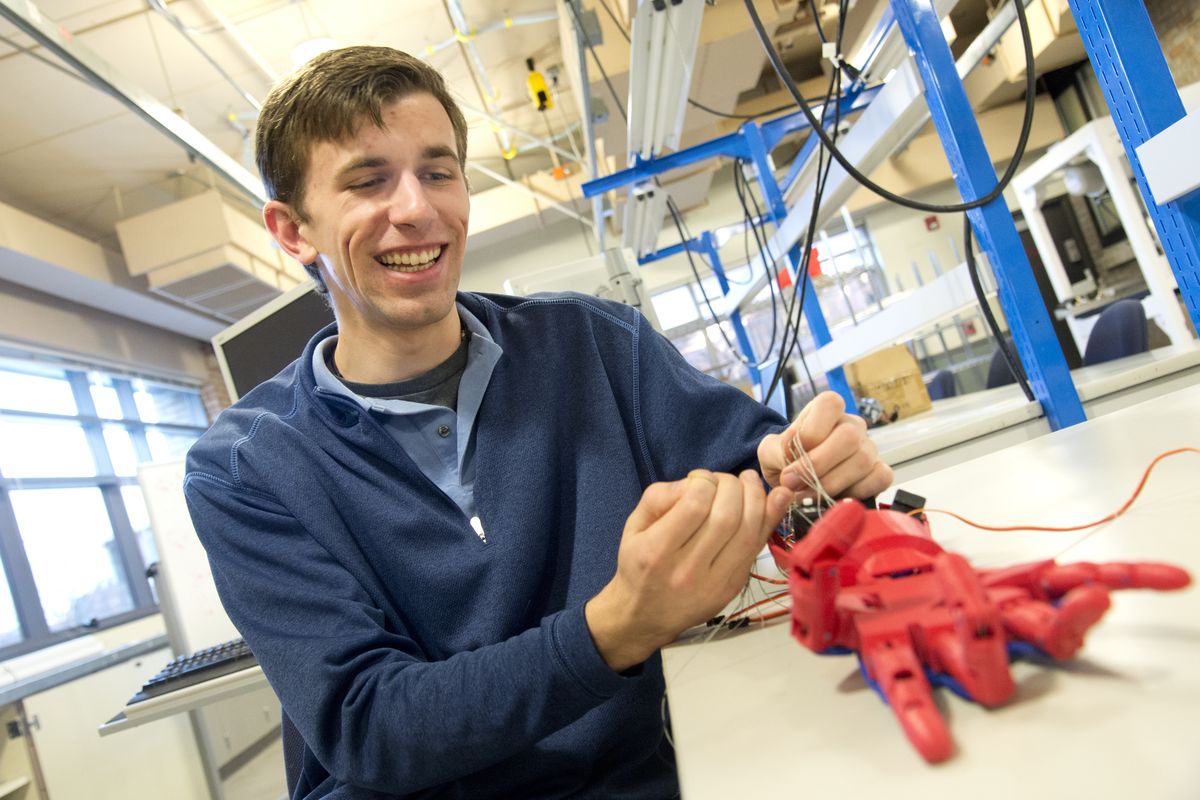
[{"x1": 0, "y1": 356, "x2": 208, "y2": 659}]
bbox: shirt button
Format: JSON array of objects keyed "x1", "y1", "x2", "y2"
[{"x1": 437, "y1": 425, "x2": 451, "y2": 438}]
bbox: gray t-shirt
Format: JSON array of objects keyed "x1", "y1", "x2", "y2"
[{"x1": 332, "y1": 329, "x2": 470, "y2": 410}]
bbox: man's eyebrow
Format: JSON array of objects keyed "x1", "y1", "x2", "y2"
[
  {"x1": 422, "y1": 145, "x2": 458, "y2": 162},
  {"x1": 334, "y1": 156, "x2": 389, "y2": 181}
]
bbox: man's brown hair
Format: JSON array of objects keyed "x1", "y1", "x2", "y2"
[{"x1": 255, "y1": 46, "x2": 469, "y2": 285}]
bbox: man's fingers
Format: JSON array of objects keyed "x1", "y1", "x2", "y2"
[
  {"x1": 843, "y1": 461, "x2": 895, "y2": 501},
  {"x1": 643, "y1": 470, "x2": 725, "y2": 550},
  {"x1": 780, "y1": 414, "x2": 870, "y2": 492},
  {"x1": 762, "y1": 485, "x2": 794, "y2": 533},
  {"x1": 793, "y1": 391, "x2": 846, "y2": 452},
  {"x1": 626, "y1": 471, "x2": 718, "y2": 533},
  {"x1": 624, "y1": 480, "x2": 690, "y2": 531},
  {"x1": 705, "y1": 470, "x2": 767, "y2": 569},
  {"x1": 710, "y1": 474, "x2": 792, "y2": 580},
  {"x1": 681, "y1": 472, "x2": 745, "y2": 567}
]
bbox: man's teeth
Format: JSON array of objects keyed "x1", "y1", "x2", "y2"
[{"x1": 377, "y1": 247, "x2": 442, "y2": 271}]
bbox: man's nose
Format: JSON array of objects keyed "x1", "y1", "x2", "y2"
[{"x1": 387, "y1": 174, "x2": 436, "y2": 228}]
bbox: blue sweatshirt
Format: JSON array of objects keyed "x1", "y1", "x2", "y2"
[{"x1": 185, "y1": 292, "x2": 784, "y2": 799}]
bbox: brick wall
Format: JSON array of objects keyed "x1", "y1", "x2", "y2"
[
  {"x1": 200, "y1": 346, "x2": 232, "y2": 423},
  {"x1": 1145, "y1": 0, "x2": 1200, "y2": 86}
]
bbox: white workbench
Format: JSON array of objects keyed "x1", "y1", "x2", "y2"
[
  {"x1": 872, "y1": 341, "x2": 1200, "y2": 482},
  {"x1": 664, "y1": 382, "x2": 1200, "y2": 800}
]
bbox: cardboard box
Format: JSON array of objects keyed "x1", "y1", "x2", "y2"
[{"x1": 845, "y1": 345, "x2": 932, "y2": 421}]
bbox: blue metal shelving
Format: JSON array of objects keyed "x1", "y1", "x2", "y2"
[
  {"x1": 890, "y1": 0, "x2": 1085, "y2": 430},
  {"x1": 584, "y1": 0, "x2": 1192, "y2": 429},
  {"x1": 1066, "y1": 0, "x2": 1200, "y2": 335}
]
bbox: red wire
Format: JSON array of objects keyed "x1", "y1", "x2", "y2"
[
  {"x1": 750, "y1": 571, "x2": 787, "y2": 585},
  {"x1": 726, "y1": 591, "x2": 789, "y2": 620},
  {"x1": 911, "y1": 446, "x2": 1198, "y2": 533}
]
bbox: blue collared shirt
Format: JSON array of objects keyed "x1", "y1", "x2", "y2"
[{"x1": 311, "y1": 302, "x2": 502, "y2": 522}]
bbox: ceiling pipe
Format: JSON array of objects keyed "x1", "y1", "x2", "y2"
[
  {"x1": 443, "y1": 0, "x2": 517, "y2": 160},
  {"x1": 145, "y1": 0, "x2": 264, "y2": 111},
  {"x1": 0, "y1": 0, "x2": 266, "y2": 206},
  {"x1": 421, "y1": 10, "x2": 558, "y2": 59},
  {"x1": 188, "y1": 0, "x2": 280, "y2": 84},
  {"x1": 467, "y1": 162, "x2": 588, "y2": 224},
  {"x1": 455, "y1": 98, "x2": 579, "y2": 162},
  {"x1": 565, "y1": 0, "x2": 605, "y2": 249}
]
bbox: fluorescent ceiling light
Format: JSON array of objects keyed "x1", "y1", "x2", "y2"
[{"x1": 627, "y1": 0, "x2": 705, "y2": 161}]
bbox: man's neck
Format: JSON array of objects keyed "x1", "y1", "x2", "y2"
[{"x1": 332, "y1": 311, "x2": 463, "y2": 384}]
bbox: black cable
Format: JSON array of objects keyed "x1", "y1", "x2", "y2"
[
  {"x1": 744, "y1": 172, "x2": 820, "y2": 399},
  {"x1": 564, "y1": 0, "x2": 628, "y2": 121},
  {"x1": 666, "y1": 198, "x2": 746, "y2": 361},
  {"x1": 734, "y1": 154, "x2": 817, "y2": 394},
  {"x1": 595, "y1": 0, "x2": 630, "y2": 42},
  {"x1": 732, "y1": 161, "x2": 781, "y2": 369},
  {"x1": 742, "y1": 0, "x2": 1038, "y2": 215},
  {"x1": 746, "y1": 0, "x2": 1042, "y2": 406},
  {"x1": 765, "y1": 65, "x2": 844, "y2": 404},
  {"x1": 808, "y1": 0, "x2": 829, "y2": 44},
  {"x1": 687, "y1": 97, "x2": 797, "y2": 120},
  {"x1": 755, "y1": 0, "x2": 854, "y2": 405},
  {"x1": 805, "y1": 0, "x2": 862, "y2": 83},
  {"x1": 595, "y1": 0, "x2": 812, "y2": 122},
  {"x1": 763, "y1": 0, "x2": 858, "y2": 405},
  {"x1": 567, "y1": 3, "x2": 739, "y2": 365},
  {"x1": 963, "y1": 218, "x2": 1034, "y2": 401}
]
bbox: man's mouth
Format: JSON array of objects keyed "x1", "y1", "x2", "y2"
[{"x1": 375, "y1": 246, "x2": 443, "y2": 272}]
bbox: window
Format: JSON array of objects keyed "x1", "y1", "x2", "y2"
[
  {"x1": 0, "y1": 354, "x2": 208, "y2": 657},
  {"x1": 651, "y1": 225, "x2": 881, "y2": 396}
]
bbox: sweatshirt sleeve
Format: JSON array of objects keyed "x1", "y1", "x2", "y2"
[
  {"x1": 632, "y1": 312, "x2": 787, "y2": 482},
  {"x1": 183, "y1": 470, "x2": 630, "y2": 795}
]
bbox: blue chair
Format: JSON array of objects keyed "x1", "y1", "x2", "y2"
[
  {"x1": 925, "y1": 369, "x2": 957, "y2": 400},
  {"x1": 985, "y1": 337, "x2": 1024, "y2": 389},
  {"x1": 1083, "y1": 299, "x2": 1149, "y2": 366}
]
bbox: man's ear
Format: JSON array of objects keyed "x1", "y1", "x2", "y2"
[{"x1": 264, "y1": 200, "x2": 318, "y2": 266}]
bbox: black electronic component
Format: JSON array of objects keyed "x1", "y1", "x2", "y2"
[
  {"x1": 787, "y1": 495, "x2": 828, "y2": 541},
  {"x1": 889, "y1": 489, "x2": 927, "y2": 519},
  {"x1": 128, "y1": 637, "x2": 257, "y2": 704}
]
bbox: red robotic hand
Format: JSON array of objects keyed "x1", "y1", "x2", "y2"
[{"x1": 768, "y1": 497, "x2": 1190, "y2": 763}]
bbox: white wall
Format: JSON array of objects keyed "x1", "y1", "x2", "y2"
[{"x1": 0, "y1": 278, "x2": 211, "y2": 382}]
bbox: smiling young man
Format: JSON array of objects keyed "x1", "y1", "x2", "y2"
[{"x1": 185, "y1": 46, "x2": 891, "y2": 799}]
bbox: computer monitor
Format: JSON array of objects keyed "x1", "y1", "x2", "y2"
[{"x1": 211, "y1": 280, "x2": 334, "y2": 401}]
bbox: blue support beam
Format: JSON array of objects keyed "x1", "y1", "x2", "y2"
[
  {"x1": 580, "y1": 86, "x2": 881, "y2": 200},
  {"x1": 579, "y1": 83, "x2": 887, "y2": 418},
  {"x1": 759, "y1": 84, "x2": 879, "y2": 152},
  {"x1": 740, "y1": 124, "x2": 854, "y2": 412},
  {"x1": 696, "y1": 234, "x2": 764, "y2": 395},
  {"x1": 891, "y1": 0, "x2": 1085, "y2": 430},
  {"x1": 1066, "y1": 0, "x2": 1200, "y2": 335}
]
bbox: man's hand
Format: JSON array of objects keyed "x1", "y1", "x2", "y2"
[
  {"x1": 585, "y1": 470, "x2": 793, "y2": 672},
  {"x1": 758, "y1": 391, "x2": 892, "y2": 500}
]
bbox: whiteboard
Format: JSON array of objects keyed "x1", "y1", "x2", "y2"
[
  {"x1": 138, "y1": 458, "x2": 239, "y2": 655},
  {"x1": 137, "y1": 458, "x2": 281, "y2": 782}
]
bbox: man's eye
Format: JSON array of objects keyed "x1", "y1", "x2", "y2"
[
  {"x1": 424, "y1": 172, "x2": 454, "y2": 182},
  {"x1": 348, "y1": 177, "x2": 384, "y2": 191}
]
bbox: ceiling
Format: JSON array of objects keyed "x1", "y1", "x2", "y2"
[{"x1": 0, "y1": 0, "x2": 1085, "y2": 339}]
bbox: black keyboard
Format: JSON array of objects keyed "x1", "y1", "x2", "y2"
[{"x1": 128, "y1": 637, "x2": 258, "y2": 704}]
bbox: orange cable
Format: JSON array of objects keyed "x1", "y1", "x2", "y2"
[
  {"x1": 749, "y1": 571, "x2": 787, "y2": 585},
  {"x1": 726, "y1": 591, "x2": 789, "y2": 620},
  {"x1": 909, "y1": 446, "x2": 1198, "y2": 533}
]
